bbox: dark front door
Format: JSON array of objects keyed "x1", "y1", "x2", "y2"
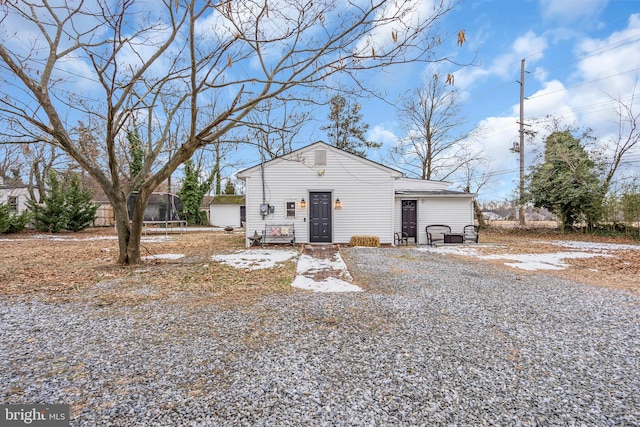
[
  {"x1": 401, "y1": 200, "x2": 417, "y2": 241},
  {"x1": 309, "y1": 192, "x2": 332, "y2": 243}
]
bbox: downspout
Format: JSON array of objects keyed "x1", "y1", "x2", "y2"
[
  {"x1": 260, "y1": 161, "x2": 266, "y2": 219},
  {"x1": 260, "y1": 148, "x2": 267, "y2": 220}
]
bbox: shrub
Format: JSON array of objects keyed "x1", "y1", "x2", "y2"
[
  {"x1": 26, "y1": 171, "x2": 98, "y2": 232},
  {"x1": 0, "y1": 202, "x2": 31, "y2": 234}
]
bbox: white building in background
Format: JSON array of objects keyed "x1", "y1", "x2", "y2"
[
  {"x1": 0, "y1": 178, "x2": 34, "y2": 214},
  {"x1": 209, "y1": 195, "x2": 245, "y2": 228}
]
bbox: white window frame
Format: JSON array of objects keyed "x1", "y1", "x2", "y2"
[{"x1": 285, "y1": 201, "x2": 296, "y2": 218}]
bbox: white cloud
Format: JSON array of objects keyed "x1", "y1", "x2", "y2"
[
  {"x1": 473, "y1": 115, "x2": 521, "y2": 179},
  {"x1": 540, "y1": 0, "x2": 608, "y2": 23},
  {"x1": 455, "y1": 31, "x2": 548, "y2": 90},
  {"x1": 354, "y1": 0, "x2": 440, "y2": 58},
  {"x1": 568, "y1": 14, "x2": 640, "y2": 131},
  {"x1": 524, "y1": 80, "x2": 574, "y2": 122},
  {"x1": 369, "y1": 124, "x2": 399, "y2": 149}
]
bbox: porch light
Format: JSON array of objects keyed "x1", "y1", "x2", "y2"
[
  {"x1": 300, "y1": 198, "x2": 307, "y2": 208},
  {"x1": 334, "y1": 198, "x2": 342, "y2": 210}
]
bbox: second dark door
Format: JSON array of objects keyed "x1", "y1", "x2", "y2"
[{"x1": 401, "y1": 200, "x2": 417, "y2": 241}]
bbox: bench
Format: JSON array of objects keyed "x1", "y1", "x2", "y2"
[
  {"x1": 425, "y1": 224, "x2": 451, "y2": 246},
  {"x1": 262, "y1": 223, "x2": 295, "y2": 246}
]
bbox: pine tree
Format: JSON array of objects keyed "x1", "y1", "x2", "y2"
[
  {"x1": 0, "y1": 205, "x2": 30, "y2": 233},
  {"x1": 26, "y1": 171, "x2": 98, "y2": 232},
  {"x1": 26, "y1": 171, "x2": 67, "y2": 232},
  {"x1": 321, "y1": 95, "x2": 381, "y2": 157},
  {"x1": 64, "y1": 174, "x2": 99, "y2": 232},
  {"x1": 0, "y1": 204, "x2": 7, "y2": 233},
  {"x1": 224, "y1": 180, "x2": 236, "y2": 195}
]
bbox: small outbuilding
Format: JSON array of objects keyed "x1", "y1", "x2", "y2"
[
  {"x1": 0, "y1": 182, "x2": 32, "y2": 214},
  {"x1": 236, "y1": 141, "x2": 475, "y2": 246},
  {"x1": 209, "y1": 195, "x2": 246, "y2": 228}
]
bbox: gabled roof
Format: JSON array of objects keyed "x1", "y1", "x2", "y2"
[
  {"x1": 210, "y1": 194, "x2": 245, "y2": 205},
  {"x1": 236, "y1": 141, "x2": 403, "y2": 180}
]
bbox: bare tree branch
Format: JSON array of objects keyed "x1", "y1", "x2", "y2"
[{"x1": 0, "y1": 0, "x2": 465, "y2": 264}]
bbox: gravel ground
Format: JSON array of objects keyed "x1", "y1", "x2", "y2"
[{"x1": 1, "y1": 247, "x2": 639, "y2": 426}]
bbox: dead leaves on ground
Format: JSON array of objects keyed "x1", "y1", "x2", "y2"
[
  {"x1": 0, "y1": 229, "x2": 296, "y2": 305},
  {"x1": 479, "y1": 230, "x2": 640, "y2": 294},
  {"x1": 1, "y1": 228, "x2": 638, "y2": 303}
]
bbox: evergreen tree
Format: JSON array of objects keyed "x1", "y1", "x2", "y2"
[
  {"x1": 26, "y1": 171, "x2": 98, "y2": 232},
  {"x1": 321, "y1": 95, "x2": 381, "y2": 157},
  {"x1": 65, "y1": 174, "x2": 99, "y2": 232},
  {"x1": 26, "y1": 171, "x2": 67, "y2": 232},
  {"x1": 179, "y1": 160, "x2": 214, "y2": 225},
  {"x1": 527, "y1": 130, "x2": 605, "y2": 231},
  {"x1": 224, "y1": 180, "x2": 236, "y2": 195},
  {"x1": 0, "y1": 207, "x2": 30, "y2": 233},
  {"x1": 0, "y1": 203, "x2": 8, "y2": 233}
]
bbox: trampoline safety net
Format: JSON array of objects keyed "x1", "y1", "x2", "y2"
[{"x1": 127, "y1": 192, "x2": 184, "y2": 222}]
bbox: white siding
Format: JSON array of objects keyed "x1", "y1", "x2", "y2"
[
  {"x1": 395, "y1": 177, "x2": 452, "y2": 192},
  {"x1": 241, "y1": 145, "x2": 397, "y2": 245},
  {"x1": 0, "y1": 187, "x2": 33, "y2": 214},
  {"x1": 211, "y1": 204, "x2": 242, "y2": 227},
  {"x1": 395, "y1": 196, "x2": 474, "y2": 245}
]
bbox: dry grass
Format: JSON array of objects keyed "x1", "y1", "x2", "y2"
[
  {"x1": 0, "y1": 229, "x2": 297, "y2": 306},
  {"x1": 1, "y1": 226, "x2": 638, "y2": 304},
  {"x1": 477, "y1": 227, "x2": 640, "y2": 294}
]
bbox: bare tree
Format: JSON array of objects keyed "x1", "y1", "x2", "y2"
[
  {"x1": 457, "y1": 149, "x2": 490, "y2": 228},
  {"x1": 0, "y1": 143, "x2": 24, "y2": 185},
  {"x1": 604, "y1": 87, "x2": 640, "y2": 188},
  {"x1": 244, "y1": 98, "x2": 310, "y2": 160},
  {"x1": 0, "y1": 0, "x2": 464, "y2": 264},
  {"x1": 392, "y1": 72, "x2": 473, "y2": 180}
]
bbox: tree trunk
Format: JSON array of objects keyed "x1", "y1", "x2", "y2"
[{"x1": 110, "y1": 188, "x2": 150, "y2": 265}]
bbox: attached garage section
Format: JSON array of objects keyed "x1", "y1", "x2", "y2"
[{"x1": 395, "y1": 191, "x2": 475, "y2": 245}]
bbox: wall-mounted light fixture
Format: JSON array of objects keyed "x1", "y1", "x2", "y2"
[
  {"x1": 300, "y1": 198, "x2": 307, "y2": 208},
  {"x1": 334, "y1": 198, "x2": 342, "y2": 210}
]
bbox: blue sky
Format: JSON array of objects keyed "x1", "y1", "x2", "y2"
[
  {"x1": 1, "y1": 0, "x2": 638, "y2": 203},
  {"x1": 351, "y1": 0, "x2": 640, "y2": 202}
]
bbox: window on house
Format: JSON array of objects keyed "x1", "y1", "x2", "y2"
[
  {"x1": 8, "y1": 196, "x2": 18, "y2": 212},
  {"x1": 315, "y1": 149, "x2": 326, "y2": 166},
  {"x1": 286, "y1": 201, "x2": 296, "y2": 217}
]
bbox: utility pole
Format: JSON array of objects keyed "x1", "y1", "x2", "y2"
[{"x1": 518, "y1": 58, "x2": 526, "y2": 226}]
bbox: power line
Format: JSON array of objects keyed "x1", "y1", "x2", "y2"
[{"x1": 526, "y1": 68, "x2": 640, "y2": 101}]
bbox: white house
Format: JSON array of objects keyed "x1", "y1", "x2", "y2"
[{"x1": 236, "y1": 141, "x2": 475, "y2": 246}]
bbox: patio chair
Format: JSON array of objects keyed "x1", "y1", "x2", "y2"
[
  {"x1": 394, "y1": 231, "x2": 409, "y2": 246},
  {"x1": 426, "y1": 224, "x2": 451, "y2": 246},
  {"x1": 463, "y1": 225, "x2": 479, "y2": 243}
]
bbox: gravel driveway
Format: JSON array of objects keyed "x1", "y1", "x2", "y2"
[{"x1": 1, "y1": 247, "x2": 639, "y2": 426}]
